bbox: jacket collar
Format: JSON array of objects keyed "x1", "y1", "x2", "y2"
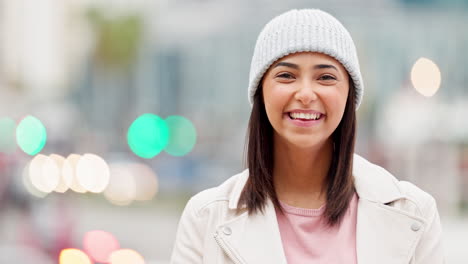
[
  {"x1": 228, "y1": 153, "x2": 404, "y2": 209},
  {"x1": 217, "y1": 153, "x2": 427, "y2": 264}
]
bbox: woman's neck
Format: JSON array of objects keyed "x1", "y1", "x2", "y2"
[{"x1": 273, "y1": 136, "x2": 333, "y2": 209}]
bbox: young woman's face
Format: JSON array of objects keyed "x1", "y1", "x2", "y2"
[{"x1": 261, "y1": 51, "x2": 350, "y2": 149}]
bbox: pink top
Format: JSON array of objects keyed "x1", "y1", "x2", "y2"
[{"x1": 275, "y1": 193, "x2": 359, "y2": 264}]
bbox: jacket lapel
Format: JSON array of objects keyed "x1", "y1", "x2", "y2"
[
  {"x1": 215, "y1": 198, "x2": 287, "y2": 264},
  {"x1": 355, "y1": 199, "x2": 426, "y2": 264},
  {"x1": 353, "y1": 154, "x2": 427, "y2": 264},
  {"x1": 216, "y1": 154, "x2": 428, "y2": 264}
]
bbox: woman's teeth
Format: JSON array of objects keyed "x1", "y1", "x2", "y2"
[{"x1": 289, "y1": 112, "x2": 321, "y2": 120}]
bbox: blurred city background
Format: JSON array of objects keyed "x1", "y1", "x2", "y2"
[{"x1": 0, "y1": 0, "x2": 467, "y2": 263}]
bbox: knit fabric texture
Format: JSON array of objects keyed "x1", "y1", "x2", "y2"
[{"x1": 248, "y1": 9, "x2": 364, "y2": 110}]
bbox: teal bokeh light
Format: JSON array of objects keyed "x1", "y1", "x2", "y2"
[
  {"x1": 16, "y1": 115, "x2": 47, "y2": 155},
  {"x1": 0, "y1": 117, "x2": 16, "y2": 154},
  {"x1": 164, "y1": 115, "x2": 197, "y2": 156},
  {"x1": 127, "y1": 114, "x2": 169, "y2": 159}
]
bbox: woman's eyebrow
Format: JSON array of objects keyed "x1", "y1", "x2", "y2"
[
  {"x1": 272, "y1": 61, "x2": 299, "y2": 69},
  {"x1": 313, "y1": 64, "x2": 338, "y2": 71},
  {"x1": 272, "y1": 61, "x2": 338, "y2": 72}
]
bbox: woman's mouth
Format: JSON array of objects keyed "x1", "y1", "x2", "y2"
[{"x1": 285, "y1": 112, "x2": 324, "y2": 127}]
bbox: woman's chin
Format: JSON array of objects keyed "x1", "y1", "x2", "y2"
[
  {"x1": 274, "y1": 130, "x2": 330, "y2": 150},
  {"x1": 285, "y1": 137, "x2": 325, "y2": 150}
]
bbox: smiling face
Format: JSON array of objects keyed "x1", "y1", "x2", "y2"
[{"x1": 261, "y1": 51, "x2": 350, "y2": 150}]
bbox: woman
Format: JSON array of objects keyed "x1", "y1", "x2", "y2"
[{"x1": 170, "y1": 9, "x2": 444, "y2": 264}]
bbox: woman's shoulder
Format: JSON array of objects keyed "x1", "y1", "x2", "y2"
[
  {"x1": 354, "y1": 153, "x2": 438, "y2": 219},
  {"x1": 395, "y1": 180, "x2": 438, "y2": 218},
  {"x1": 183, "y1": 169, "x2": 249, "y2": 217}
]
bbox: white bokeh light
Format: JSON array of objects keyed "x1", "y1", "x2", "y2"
[
  {"x1": 63, "y1": 154, "x2": 87, "y2": 193},
  {"x1": 410, "y1": 57, "x2": 441, "y2": 97},
  {"x1": 108, "y1": 249, "x2": 145, "y2": 264},
  {"x1": 29, "y1": 154, "x2": 60, "y2": 193},
  {"x1": 49, "y1": 154, "x2": 68, "y2": 193},
  {"x1": 104, "y1": 162, "x2": 159, "y2": 206},
  {"x1": 104, "y1": 163, "x2": 137, "y2": 206},
  {"x1": 76, "y1": 153, "x2": 110, "y2": 193},
  {"x1": 130, "y1": 163, "x2": 158, "y2": 201},
  {"x1": 22, "y1": 162, "x2": 47, "y2": 198}
]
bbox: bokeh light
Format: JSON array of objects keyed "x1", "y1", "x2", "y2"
[
  {"x1": 104, "y1": 162, "x2": 158, "y2": 205},
  {"x1": 28, "y1": 154, "x2": 60, "y2": 193},
  {"x1": 164, "y1": 115, "x2": 197, "y2": 156},
  {"x1": 16, "y1": 115, "x2": 47, "y2": 155},
  {"x1": 76, "y1": 153, "x2": 110, "y2": 193},
  {"x1": 127, "y1": 114, "x2": 169, "y2": 159},
  {"x1": 63, "y1": 154, "x2": 87, "y2": 193},
  {"x1": 410, "y1": 57, "x2": 441, "y2": 97},
  {"x1": 0, "y1": 117, "x2": 16, "y2": 154},
  {"x1": 130, "y1": 163, "x2": 158, "y2": 201},
  {"x1": 104, "y1": 163, "x2": 137, "y2": 206},
  {"x1": 22, "y1": 162, "x2": 48, "y2": 198},
  {"x1": 83, "y1": 230, "x2": 120, "y2": 263},
  {"x1": 50, "y1": 154, "x2": 69, "y2": 193},
  {"x1": 59, "y1": 248, "x2": 92, "y2": 264},
  {"x1": 108, "y1": 249, "x2": 145, "y2": 264}
]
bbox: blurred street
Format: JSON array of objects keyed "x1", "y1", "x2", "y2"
[{"x1": 1, "y1": 0, "x2": 468, "y2": 263}]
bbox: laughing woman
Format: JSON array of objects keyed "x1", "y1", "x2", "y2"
[{"x1": 170, "y1": 9, "x2": 444, "y2": 264}]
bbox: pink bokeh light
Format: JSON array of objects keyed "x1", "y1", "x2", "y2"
[{"x1": 83, "y1": 230, "x2": 120, "y2": 263}]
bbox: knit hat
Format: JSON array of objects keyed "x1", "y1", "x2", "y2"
[{"x1": 248, "y1": 9, "x2": 364, "y2": 110}]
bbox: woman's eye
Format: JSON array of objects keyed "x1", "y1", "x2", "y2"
[
  {"x1": 277, "y1": 73, "x2": 294, "y2": 79},
  {"x1": 319, "y1": 75, "x2": 336, "y2": 81}
]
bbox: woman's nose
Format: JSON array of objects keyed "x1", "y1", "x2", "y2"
[{"x1": 294, "y1": 80, "x2": 318, "y2": 105}]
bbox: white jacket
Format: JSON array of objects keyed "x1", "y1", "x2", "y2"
[{"x1": 170, "y1": 154, "x2": 445, "y2": 264}]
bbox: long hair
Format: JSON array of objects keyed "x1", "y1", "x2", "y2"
[{"x1": 238, "y1": 75, "x2": 357, "y2": 227}]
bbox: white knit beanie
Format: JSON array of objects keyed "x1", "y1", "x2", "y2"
[{"x1": 248, "y1": 9, "x2": 364, "y2": 110}]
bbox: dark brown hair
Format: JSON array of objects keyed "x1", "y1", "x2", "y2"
[{"x1": 238, "y1": 75, "x2": 356, "y2": 227}]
